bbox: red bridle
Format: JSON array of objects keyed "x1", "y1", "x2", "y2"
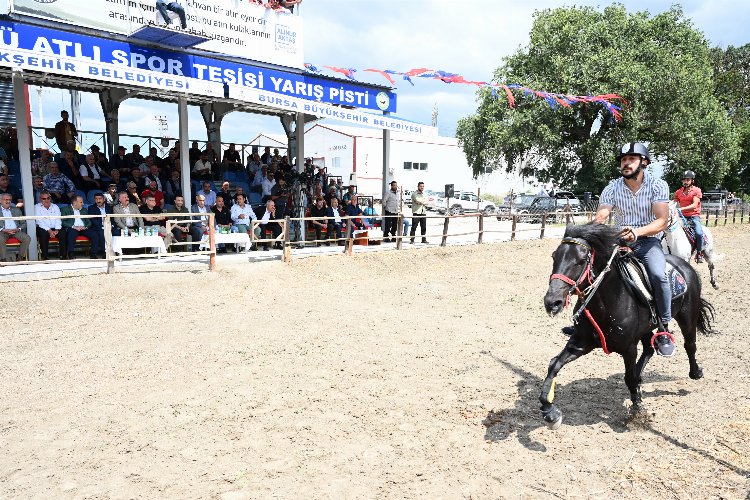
[{"x1": 549, "y1": 237, "x2": 611, "y2": 354}]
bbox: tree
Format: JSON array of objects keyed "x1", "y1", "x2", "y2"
[
  {"x1": 456, "y1": 4, "x2": 740, "y2": 194},
  {"x1": 711, "y1": 44, "x2": 750, "y2": 193}
]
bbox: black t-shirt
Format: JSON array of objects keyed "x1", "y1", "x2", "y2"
[
  {"x1": 140, "y1": 204, "x2": 164, "y2": 226},
  {"x1": 211, "y1": 205, "x2": 232, "y2": 226}
]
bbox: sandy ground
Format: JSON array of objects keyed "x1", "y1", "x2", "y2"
[{"x1": 1, "y1": 224, "x2": 749, "y2": 499}]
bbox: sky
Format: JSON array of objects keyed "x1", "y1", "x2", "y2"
[{"x1": 30, "y1": 0, "x2": 750, "y2": 151}]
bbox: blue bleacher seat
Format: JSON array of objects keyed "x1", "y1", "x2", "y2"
[
  {"x1": 247, "y1": 191, "x2": 262, "y2": 205},
  {"x1": 74, "y1": 189, "x2": 86, "y2": 201},
  {"x1": 87, "y1": 190, "x2": 103, "y2": 204},
  {"x1": 234, "y1": 181, "x2": 249, "y2": 195},
  {"x1": 8, "y1": 160, "x2": 20, "y2": 176}
]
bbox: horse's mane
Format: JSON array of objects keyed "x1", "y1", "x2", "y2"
[{"x1": 563, "y1": 223, "x2": 621, "y2": 256}]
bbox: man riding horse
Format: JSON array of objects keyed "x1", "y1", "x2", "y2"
[
  {"x1": 562, "y1": 143, "x2": 675, "y2": 357},
  {"x1": 673, "y1": 170, "x2": 705, "y2": 263}
]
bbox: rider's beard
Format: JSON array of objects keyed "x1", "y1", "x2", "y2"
[{"x1": 621, "y1": 164, "x2": 642, "y2": 180}]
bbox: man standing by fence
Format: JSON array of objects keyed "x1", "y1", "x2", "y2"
[
  {"x1": 382, "y1": 180, "x2": 400, "y2": 243},
  {"x1": 410, "y1": 182, "x2": 428, "y2": 244}
]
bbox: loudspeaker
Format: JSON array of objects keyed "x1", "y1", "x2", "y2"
[{"x1": 445, "y1": 184, "x2": 454, "y2": 199}]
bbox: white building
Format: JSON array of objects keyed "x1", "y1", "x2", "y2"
[{"x1": 301, "y1": 123, "x2": 536, "y2": 197}]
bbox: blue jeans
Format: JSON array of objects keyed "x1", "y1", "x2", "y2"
[
  {"x1": 632, "y1": 236, "x2": 671, "y2": 324},
  {"x1": 156, "y1": 0, "x2": 187, "y2": 28},
  {"x1": 685, "y1": 215, "x2": 704, "y2": 253}
]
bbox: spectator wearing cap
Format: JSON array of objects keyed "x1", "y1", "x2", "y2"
[
  {"x1": 125, "y1": 181, "x2": 142, "y2": 206},
  {"x1": 110, "y1": 145, "x2": 129, "y2": 177},
  {"x1": 192, "y1": 152, "x2": 213, "y2": 181},
  {"x1": 0, "y1": 192, "x2": 30, "y2": 262},
  {"x1": 104, "y1": 183, "x2": 119, "y2": 206},
  {"x1": 216, "y1": 181, "x2": 233, "y2": 207}
]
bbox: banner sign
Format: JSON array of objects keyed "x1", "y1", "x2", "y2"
[
  {"x1": 9, "y1": 0, "x2": 303, "y2": 68},
  {"x1": 0, "y1": 21, "x2": 397, "y2": 112},
  {"x1": 229, "y1": 85, "x2": 433, "y2": 136}
]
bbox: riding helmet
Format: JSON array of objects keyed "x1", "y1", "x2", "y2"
[
  {"x1": 616, "y1": 142, "x2": 651, "y2": 161},
  {"x1": 682, "y1": 170, "x2": 696, "y2": 179}
]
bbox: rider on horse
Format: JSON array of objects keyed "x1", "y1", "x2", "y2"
[
  {"x1": 673, "y1": 170, "x2": 705, "y2": 263},
  {"x1": 595, "y1": 142, "x2": 675, "y2": 357}
]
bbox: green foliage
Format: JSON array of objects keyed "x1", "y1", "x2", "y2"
[{"x1": 456, "y1": 4, "x2": 740, "y2": 194}]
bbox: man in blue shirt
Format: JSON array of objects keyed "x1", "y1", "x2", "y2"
[{"x1": 594, "y1": 142, "x2": 674, "y2": 357}]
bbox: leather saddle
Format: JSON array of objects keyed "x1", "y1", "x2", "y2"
[{"x1": 616, "y1": 251, "x2": 688, "y2": 321}]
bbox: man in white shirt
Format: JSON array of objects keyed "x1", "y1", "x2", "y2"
[
  {"x1": 190, "y1": 194, "x2": 210, "y2": 237},
  {"x1": 230, "y1": 193, "x2": 260, "y2": 243},
  {"x1": 192, "y1": 152, "x2": 212, "y2": 181},
  {"x1": 35, "y1": 190, "x2": 64, "y2": 260},
  {"x1": 0, "y1": 193, "x2": 31, "y2": 261},
  {"x1": 261, "y1": 170, "x2": 276, "y2": 203},
  {"x1": 79, "y1": 154, "x2": 105, "y2": 190},
  {"x1": 198, "y1": 181, "x2": 216, "y2": 207},
  {"x1": 259, "y1": 199, "x2": 282, "y2": 250}
]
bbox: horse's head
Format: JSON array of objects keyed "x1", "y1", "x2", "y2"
[
  {"x1": 544, "y1": 237, "x2": 593, "y2": 317},
  {"x1": 666, "y1": 201, "x2": 681, "y2": 233},
  {"x1": 544, "y1": 223, "x2": 621, "y2": 317}
]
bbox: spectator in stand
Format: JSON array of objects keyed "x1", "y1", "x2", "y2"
[
  {"x1": 42, "y1": 162, "x2": 75, "y2": 203},
  {"x1": 164, "y1": 169, "x2": 182, "y2": 205},
  {"x1": 31, "y1": 176, "x2": 44, "y2": 204},
  {"x1": 60, "y1": 150, "x2": 84, "y2": 189},
  {"x1": 270, "y1": 177, "x2": 289, "y2": 217},
  {"x1": 109, "y1": 169, "x2": 127, "y2": 192},
  {"x1": 31, "y1": 149, "x2": 53, "y2": 178},
  {"x1": 142, "y1": 179, "x2": 165, "y2": 209},
  {"x1": 344, "y1": 195, "x2": 366, "y2": 234},
  {"x1": 145, "y1": 163, "x2": 164, "y2": 192},
  {"x1": 326, "y1": 197, "x2": 343, "y2": 244},
  {"x1": 410, "y1": 181, "x2": 428, "y2": 244},
  {"x1": 342, "y1": 185, "x2": 356, "y2": 206},
  {"x1": 222, "y1": 143, "x2": 242, "y2": 171},
  {"x1": 0, "y1": 157, "x2": 6, "y2": 177},
  {"x1": 140, "y1": 194, "x2": 173, "y2": 247},
  {"x1": 188, "y1": 141, "x2": 202, "y2": 167},
  {"x1": 216, "y1": 181, "x2": 233, "y2": 207},
  {"x1": 0, "y1": 174, "x2": 21, "y2": 207},
  {"x1": 148, "y1": 147, "x2": 164, "y2": 169},
  {"x1": 325, "y1": 179, "x2": 338, "y2": 199},
  {"x1": 232, "y1": 186, "x2": 247, "y2": 205},
  {"x1": 192, "y1": 152, "x2": 213, "y2": 181},
  {"x1": 169, "y1": 195, "x2": 195, "y2": 251},
  {"x1": 110, "y1": 145, "x2": 129, "y2": 177},
  {"x1": 103, "y1": 183, "x2": 119, "y2": 206},
  {"x1": 313, "y1": 166, "x2": 327, "y2": 187},
  {"x1": 87, "y1": 191, "x2": 115, "y2": 254},
  {"x1": 0, "y1": 193, "x2": 30, "y2": 261},
  {"x1": 125, "y1": 181, "x2": 142, "y2": 206},
  {"x1": 190, "y1": 194, "x2": 210, "y2": 242},
  {"x1": 161, "y1": 149, "x2": 177, "y2": 171},
  {"x1": 126, "y1": 144, "x2": 145, "y2": 171},
  {"x1": 211, "y1": 196, "x2": 235, "y2": 253},
  {"x1": 246, "y1": 151, "x2": 262, "y2": 178},
  {"x1": 261, "y1": 169, "x2": 276, "y2": 203},
  {"x1": 252, "y1": 165, "x2": 267, "y2": 193},
  {"x1": 137, "y1": 155, "x2": 153, "y2": 174},
  {"x1": 198, "y1": 181, "x2": 216, "y2": 207},
  {"x1": 363, "y1": 200, "x2": 379, "y2": 227},
  {"x1": 260, "y1": 146, "x2": 271, "y2": 165},
  {"x1": 113, "y1": 191, "x2": 144, "y2": 234},
  {"x1": 80, "y1": 153, "x2": 106, "y2": 191},
  {"x1": 35, "y1": 190, "x2": 64, "y2": 260},
  {"x1": 90, "y1": 145, "x2": 110, "y2": 172},
  {"x1": 382, "y1": 180, "x2": 400, "y2": 243},
  {"x1": 259, "y1": 199, "x2": 282, "y2": 250},
  {"x1": 310, "y1": 196, "x2": 328, "y2": 246},
  {"x1": 60, "y1": 195, "x2": 100, "y2": 259},
  {"x1": 129, "y1": 168, "x2": 146, "y2": 192},
  {"x1": 54, "y1": 110, "x2": 77, "y2": 153},
  {"x1": 324, "y1": 185, "x2": 337, "y2": 208},
  {"x1": 203, "y1": 142, "x2": 219, "y2": 166},
  {"x1": 231, "y1": 193, "x2": 259, "y2": 249},
  {"x1": 271, "y1": 148, "x2": 282, "y2": 164}
]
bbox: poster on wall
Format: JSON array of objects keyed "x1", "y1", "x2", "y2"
[{"x1": 9, "y1": 0, "x2": 303, "y2": 68}]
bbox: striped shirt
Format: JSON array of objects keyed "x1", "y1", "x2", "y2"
[{"x1": 599, "y1": 171, "x2": 669, "y2": 234}]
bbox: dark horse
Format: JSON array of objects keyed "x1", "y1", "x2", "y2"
[{"x1": 540, "y1": 223, "x2": 715, "y2": 429}]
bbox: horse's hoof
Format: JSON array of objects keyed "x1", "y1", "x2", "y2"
[
  {"x1": 711, "y1": 283, "x2": 719, "y2": 290},
  {"x1": 541, "y1": 405, "x2": 563, "y2": 430},
  {"x1": 689, "y1": 367, "x2": 704, "y2": 380}
]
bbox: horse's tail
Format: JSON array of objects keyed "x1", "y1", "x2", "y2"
[{"x1": 698, "y1": 297, "x2": 718, "y2": 335}]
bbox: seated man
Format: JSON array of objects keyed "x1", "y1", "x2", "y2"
[
  {"x1": 230, "y1": 193, "x2": 260, "y2": 250},
  {"x1": 259, "y1": 199, "x2": 283, "y2": 250},
  {"x1": 363, "y1": 201, "x2": 379, "y2": 227},
  {"x1": 190, "y1": 194, "x2": 210, "y2": 244},
  {"x1": 140, "y1": 194, "x2": 173, "y2": 247},
  {"x1": 0, "y1": 193, "x2": 31, "y2": 262},
  {"x1": 60, "y1": 195, "x2": 101, "y2": 259},
  {"x1": 0, "y1": 174, "x2": 22, "y2": 209},
  {"x1": 79, "y1": 153, "x2": 106, "y2": 191},
  {"x1": 309, "y1": 196, "x2": 328, "y2": 246},
  {"x1": 344, "y1": 195, "x2": 367, "y2": 235},
  {"x1": 164, "y1": 170, "x2": 182, "y2": 205},
  {"x1": 87, "y1": 191, "x2": 115, "y2": 257},
  {"x1": 103, "y1": 183, "x2": 120, "y2": 206},
  {"x1": 192, "y1": 153, "x2": 213, "y2": 181},
  {"x1": 35, "y1": 190, "x2": 64, "y2": 260},
  {"x1": 222, "y1": 143, "x2": 242, "y2": 171},
  {"x1": 42, "y1": 162, "x2": 75, "y2": 203},
  {"x1": 113, "y1": 191, "x2": 144, "y2": 235},
  {"x1": 141, "y1": 179, "x2": 165, "y2": 209},
  {"x1": 216, "y1": 181, "x2": 233, "y2": 207},
  {"x1": 169, "y1": 195, "x2": 195, "y2": 251},
  {"x1": 325, "y1": 197, "x2": 344, "y2": 244},
  {"x1": 210, "y1": 196, "x2": 235, "y2": 252},
  {"x1": 198, "y1": 181, "x2": 216, "y2": 207}
]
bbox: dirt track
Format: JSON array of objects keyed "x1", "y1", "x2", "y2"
[{"x1": 1, "y1": 225, "x2": 749, "y2": 498}]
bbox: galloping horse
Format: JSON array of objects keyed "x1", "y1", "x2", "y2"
[
  {"x1": 541, "y1": 223, "x2": 715, "y2": 429},
  {"x1": 662, "y1": 201, "x2": 718, "y2": 289}
]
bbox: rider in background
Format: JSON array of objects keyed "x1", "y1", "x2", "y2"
[
  {"x1": 673, "y1": 170, "x2": 705, "y2": 263},
  {"x1": 594, "y1": 142, "x2": 675, "y2": 357}
]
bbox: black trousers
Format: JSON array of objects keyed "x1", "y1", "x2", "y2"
[
  {"x1": 36, "y1": 226, "x2": 66, "y2": 259},
  {"x1": 410, "y1": 214, "x2": 427, "y2": 240},
  {"x1": 383, "y1": 211, "x2": 398, "y2": 238}
]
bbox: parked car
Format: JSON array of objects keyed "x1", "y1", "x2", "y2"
[
  {"x1": 702, "y1": 191, "x2": 727, "y2": 212},
  {"x1": 436, "y1": 191, "x2": 496, "y2": 215},
  {"x1": 514, "y1": 195, "x2": 581, "y2": 223},
  {"x1": 496, "y1": 193, "x2": 536, "y2": 220}
]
